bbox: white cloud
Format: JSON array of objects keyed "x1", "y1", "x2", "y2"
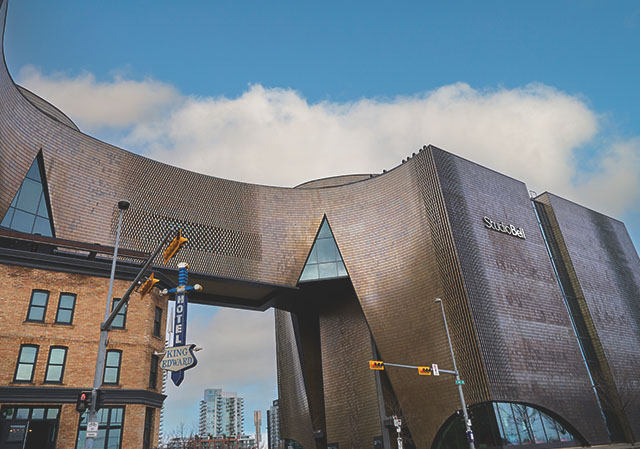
[
  {"x1": 17, "y1": 65, "x2": 182, "y2": 131},
  {"x1": 18, "y1": 67, "x2": 639, "y2": 218}
]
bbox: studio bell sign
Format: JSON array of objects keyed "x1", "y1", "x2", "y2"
[{"x1": 483, "y1": 216, "x2": 526, "y2": 240}]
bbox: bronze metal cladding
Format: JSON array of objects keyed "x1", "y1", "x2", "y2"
[
  {"x1": 2, "y1": 1, "x2": 640, "y2": 447},
  {"x1": 536, "y1": 193, "x2": 640, "y2": 441}
]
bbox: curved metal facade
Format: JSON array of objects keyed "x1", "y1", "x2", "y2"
[{"x1": 2, "y1": 1, "x2": 639, "y2": 447}]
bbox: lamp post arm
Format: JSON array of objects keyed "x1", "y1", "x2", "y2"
[{"x1": 101, "y1": 230, "x2": 173, "y2": 330}]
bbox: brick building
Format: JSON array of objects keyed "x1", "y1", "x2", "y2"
[{"x1": 0, "y1": 233, "x2": 168, "y2": 448}]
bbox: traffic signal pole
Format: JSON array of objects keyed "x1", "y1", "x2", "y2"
[
  {"x1": 435, "y1": 298, "x2": 476, "y2": 449},
  {"x1": 84, "y1": 205, "x2": 175, "y2": 448}
]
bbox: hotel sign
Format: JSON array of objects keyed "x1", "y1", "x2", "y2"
[
  {"x1": 483, "y1": 216, "x2": 526, "y2": 239},
  {"x1": 161, "y1": 344, "x2": 198, "y2": 372}
]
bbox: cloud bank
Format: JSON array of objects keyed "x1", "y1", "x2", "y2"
[{"x1": 18, "y1": 65, "x2": 640, "y2": 220}]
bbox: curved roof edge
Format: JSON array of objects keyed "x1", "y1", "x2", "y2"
[
  {"x1": 295, "y1": 173, "x2": 376, "y2": 189},
  {"x1": 17, "y1": 85, "x2": 80, "y2": 131}
]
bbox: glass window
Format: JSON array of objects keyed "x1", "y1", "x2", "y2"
[
  {"x1": 110, "y1": 298, "x2": 127, "y2": 329},
  {"x1": 299, "y1": 218, "x2": 348, "y2": 282},
  {"x1": 76, "y1": 407, "x2": 125, "y2": 449},
  {"x1": 55, "y1": 293, "x2": 76, "y2": 324},
  {"x1": 1, "y1": 157, "x2": 54, "y2": 237},
  {"x1": 528, "y1": 408, "x2": 549, "y2": 444},
  {"x1": 27, "y1": 290, "x2": 49, "y2": 322},
  {"x1": 143, "y1": 407, "x2": 154, "y2": 449},
  {"x1": 14, "y1": 345, "x2": 39, "y2": 382},
  {"x1": 44, "y1": 346, "x2": 67, "y2": 383},
  {"x1": 496, "y1": 402, "x2": 521, "y2": 445},
  {"x1": 31, "y1": 408, "x2": 45, "y2": 419},
  {"x1": 149, "y1": 355, "x2": 159, "y2": 389},
  {"x1": 103, "y1": 350, "x2": 121, "y2": 385},
  {"x1": 153, "y1": 307, "x2": 162, "y2": 337},
  {"x1": 512, "y1": 403, "x2": 533, "y2": 444}
]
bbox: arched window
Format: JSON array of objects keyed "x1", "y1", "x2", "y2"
[{"x1": 433, "y1": 401, "x2": 585, "y2": 449}]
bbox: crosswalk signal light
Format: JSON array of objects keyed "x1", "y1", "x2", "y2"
[
  {"x1": 418, "y1": 366, "x2": 433, "y2": 375},
  {"x1": 76, "y1": 390, "x2": 92, "y2": 413},
  {"x1": 95, "y1": 389, "x2": 105, "y2": 411},
  {"x1": 369, "y1": 360, "x2": 384, "y2": 370},
  {"x1": 138, "y1": 273, "x2": 160, "y2": 298},
  {"x1": 163, "y1": 230, "x2": 188, "y2": 264}
]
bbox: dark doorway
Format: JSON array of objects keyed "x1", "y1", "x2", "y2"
[{"x1": 25, "y1": 420, "x2": 56, "y2": 449}]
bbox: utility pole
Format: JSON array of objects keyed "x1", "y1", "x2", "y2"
[
  {"x1": 435, "y1": 298, "x2": 475, "y2": 449},
  {"x1": 84, "y1": 199, "x2": 129, "y2": 449},
  {"x1": 83, "y1": 205, "x2": 175, "y2": 448}
]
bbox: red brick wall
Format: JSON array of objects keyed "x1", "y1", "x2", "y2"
[{"x1": 0, "y1": 264, "x2": 166, "y2": 448}]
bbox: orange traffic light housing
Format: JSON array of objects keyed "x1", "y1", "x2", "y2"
[
  {"x1": 369, "y1": 360, "x2": 384, "y2": 370},
  {"x1": 138, "y1": 273, "x2": 160, "y2": 298},
  {"x1": 418, "y1": 366, "x2": 432, "y2": 375},
  {"x1": 163, "y1": 230, "x2": 188, "y2": 264}
]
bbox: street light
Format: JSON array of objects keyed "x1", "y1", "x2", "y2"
[
  {"x1": 85, "y1": 199, "x2": 129, "y2": 449},
  {"x1": 435, "y1": 298, "x2": 476, "y2": 449}
]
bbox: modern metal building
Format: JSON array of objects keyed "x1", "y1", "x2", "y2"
[{"x1": 0, "y1": 1, "x2": 639, "y2": 448}]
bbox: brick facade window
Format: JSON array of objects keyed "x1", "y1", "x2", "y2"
[
  {"x1": 103, "y1": 350, "x2": 122, "y2": 385},
  {"x1": 153, "y1": 306, "x2": 162, "y2": 337},
  {"x1": 149, "y1": 354, "x2": 159, "y2": 389},
  {"x1": 55, "y1": 293, "x2": 76, "y2": 324},
  {"x1": 142, "y1": 407, "x2": 154, "y2": 449},
  {"x1": 26, "y1": 290, "x2": 49, "y2": 322},
  {"x1": 76, "y1": 406, "x2": 124, "y2": 449},
  {"x1": 14, "y1": 344, "x2": 39, "y2": 382},
  {"x1": 44, "y1": 346, "x2": 68, "y2": 383},
  {"x1": 110, "y1": 298, "x2": 127, "y2": 329}
]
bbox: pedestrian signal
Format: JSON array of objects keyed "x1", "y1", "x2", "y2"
[
  {"x1": 369, "y1": 361, "x2": 384, "y2": 370},
  {"x1": 138, "y1": 273, "x2": 159, "y2": 298},
  {"x1": 418, "y1": 366, "x2": 433, "y2": 375},
  {"x1": 76, "y1": 390, "x2": 92, "y2": 413},
  {"x1": 163, "y1": 230, "x2": 188, "y2": 264}
]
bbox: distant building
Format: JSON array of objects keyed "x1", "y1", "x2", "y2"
[
  {"x1": 199, "y1": 389, "x2": 245, "y2": 438},
  {"x1": 267, "y1": 400, "x2": 281, "y2": 449},
  {"x1": 254, "y1": 410, "x2": 262, "y2": 447}
]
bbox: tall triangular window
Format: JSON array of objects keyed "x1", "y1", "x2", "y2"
[
  {"x1": 1, "y1": 154, "x2": 54, "y2": 237},
  {"x1": 299, "y1": 218, "x2": 347, "y2": 282}
]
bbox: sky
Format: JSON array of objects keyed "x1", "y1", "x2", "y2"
[{"x1": 4, "y1": 0, "x2": 640, "y2": 442}]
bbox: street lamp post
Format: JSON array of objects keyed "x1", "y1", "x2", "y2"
[
  {"x1": 435, "y1": 298, "x2": 476, "y2": 449},
  {"x1": 85, "y1": 199, "x2": 129, "y2": 449}
]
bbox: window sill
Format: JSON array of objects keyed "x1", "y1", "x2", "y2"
[{"x1": 10, "y1": 381, "x2": 35, "y2": 385}]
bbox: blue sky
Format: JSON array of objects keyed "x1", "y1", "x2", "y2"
[{"x1": 4, "y1": 0, "x2": 640, "y2": 442}]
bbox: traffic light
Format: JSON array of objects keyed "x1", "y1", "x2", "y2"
[
  {"x1": 76, "y1": 390, "x2": 92, "y2": 413},
  {"x1": 418, "y1": 366, "x2": 433, "y2": 375},
  {"x1": 369, "y1": 360, "x2": 384, "y2": 370},
  {"x1": 95, "y1": 389, "x2": 105, "y2": 411},
  {"x1": 138, "y1": 273, "x2": 159, "y2": 298},
  {"x1": 162, "y1": 230, "x2": 188, "y2": 264}
]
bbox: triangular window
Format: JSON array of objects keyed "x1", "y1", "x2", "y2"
[
  {"x1": 1, "y1": 154, "x2": 54, "y2": 237},
  {"x1": 299, "y1": 218, "x2": 347, "y2": 282}
]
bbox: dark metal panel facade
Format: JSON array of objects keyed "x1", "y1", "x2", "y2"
[
  {"x1": 431, "y1": 149, "x2": 607, "y2": 443},
  {"x1": 539, "y1": 193, "x2": 640, "y2": 441},
  {"x1": 275, "y1": 309, "x2": 316, "y2": 449},
  {"x1": 318, "y1": 288, "x2": 381, "y2": 447}
]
